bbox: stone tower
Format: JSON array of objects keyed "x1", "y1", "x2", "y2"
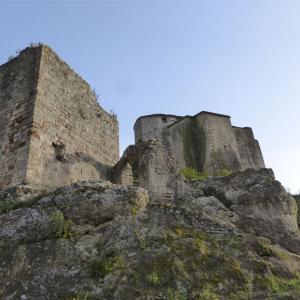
[
  {"x1": 134, "y1": 112, "x2": 265, "y2": 175},
  {"x1": 0, "y1": 45, "x2": 119, "y2": 189}
]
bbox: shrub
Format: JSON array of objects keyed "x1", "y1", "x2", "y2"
[
  {"x1": 50, "y1": 210, "x2": 73, "y2": 239},
  {"x1": 131, "y1": 205, "x2": 139, "y2": 216},
  {"x1": 180, "y1": 168, "x2": 209, "y2": 181},
  {"x1": 198, "y1": 286, "x2": 219, "y2": 300},
  {"x1": 29, "y1": 42, "x2": 43, "y2": 48},
  {"x1": 147, "y1": 271, "x2": 160, "y2": 285},
  {"x1": 0, "y1": 194, "x2": 45, "y2": 214},
  {"x1": 216, "y1": 168, "x2": 231, "y2": 177},
  {"x1": 0, "y1": 200, "x2": 17, "y2": 214},
  {"x1": 89, "y1": 251, "x2": 124, "y2": 278}
]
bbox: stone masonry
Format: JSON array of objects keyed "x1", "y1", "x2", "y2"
[
  {"x1": 112, "y1": 112, "x2": 265, "y2": 199},
  {"x1": 134, "y1": 112, "x2": 265, "y2": 175},
  {"x1": 0, "y1": 44, "x2": 265, "y2": 192},
  {"x1": 0, "y1": 45, "x2": 119, "y2": 189}
]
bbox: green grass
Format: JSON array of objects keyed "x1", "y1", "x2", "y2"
[
  {"x1": 180, "y1": 167, "x2": 209, "y2": 181},
  {"x1": 180, "y1": 167, "x2": 231, "y2": 180}
]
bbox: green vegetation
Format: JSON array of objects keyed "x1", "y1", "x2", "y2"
[
  {"x1": 180, "y1": 167, "x2": 209, "y2": 181},
  {"x1": 0, "y1": 199, "x2": 17, "y2": 214},
  {"x1": 147, "y1": 271, "x2": 160, "y2": 285},
  {"x1": 180, "y1": 166, "x2": 231, "y2": 181},
  {"x1": 120, "y1": 226, "x2": 253, "y2": 299},
  {"x1": 89, "y1": 251, "x2": 125, "y2": 278},
  {"x1": 167, "y1": 288, "x2": 187, "y2": 300},
  {"x1": 259, "y1": 273, "x2": 300, "y2": 294},
  {"x1": 197, "y1": 286, "x2": 219, "y2": 300},
  {"x1": 216, "y1": 168, "x2": 232, "y2": 177},
  {"x1": 85, "y1": 225, "x2": 300, "y2": 299},
  {"x1": 130, "y1": 204, "x2": 139, "y2": 216},
  {"x1": 0, "y1": 193, "x2": 46, "y2": 214},
  {"x1": 134, "y1": 227, "x2": 146, "y2": 249},
  {"x1": 254, "y1": 238, "x2": 274, "y2": 257},
  {"x1": 182, "y1": 118, "x2": 206, "y2": 172},
  {"x1": 50, "y1": 210, "x2": 74, "y2": 239},
  {"x1": 211, "y1": 150, "x2": 233, "y2": 177}
]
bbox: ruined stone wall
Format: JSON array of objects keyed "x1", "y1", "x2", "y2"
[
  {"x1": 112, "y1": 140, "x2": 177, "y2": 201},
  {"x1": 0, "y1": 47, "x2": 41, "y2": 189},
  {"x1": 26, "y1": 46, "x2": 119, "y2": 186},
  {"x1": 134, "y1": 114, "x2": 181, "y2": 143},
  {"x1": 233, "y1": 127, "x2": 265, "y2": 170}
]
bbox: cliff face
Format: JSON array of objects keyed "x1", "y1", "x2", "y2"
[{"x1": 1, "y1": 169, "x2": 300, "y2": 300}]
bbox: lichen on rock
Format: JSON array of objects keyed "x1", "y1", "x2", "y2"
[{"x1": 0, "y1": 169, "x2": 300, "y2": 299}]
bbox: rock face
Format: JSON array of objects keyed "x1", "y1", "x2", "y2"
[{"x1": 1, "y1": 170, "x2": 300, "y2": 300}]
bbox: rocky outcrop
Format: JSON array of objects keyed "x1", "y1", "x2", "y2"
[
  {"x1": 175, "y1": 168, "x2": 300, "y2": 253},
  {"x1": 1, "y1": 171, "x2": 300, "y2": 299},
  {"x1": 113, "y1": 140, "x2": 177, "y2": 201}
]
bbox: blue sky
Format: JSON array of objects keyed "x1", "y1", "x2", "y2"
[{"x1": 1, "y1": 0, "x2": 299, "y2": 192}]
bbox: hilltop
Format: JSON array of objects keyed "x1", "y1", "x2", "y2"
[{"x1": 1, "y1": 167, "x2": 300, "y2": 299}]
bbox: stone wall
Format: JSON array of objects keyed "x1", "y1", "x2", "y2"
[
  {"x1": 134, "y1": 111, "x2": 265, "y2": 176},
  {"x1": 26, "y1": 46, "x2": 119, "y2": 186},
  {"x1": 114, "y1": 140, "x2": 177, "y2": 201},
  {"x1": 233, "y1": 126, "x2": 265, "y2": 170},
  {"x1": 134, "y1": 114, "x2": 181, "y2": 143},
  {"x1": 0, "y1": 45, "x2": 119, "y2": 189},
  {"x1": 166, "y1": 117, "x2": 196, "y2": 170},
  {"x1": 165, "y1": 113, "x2": 244, "y2": 174},
  {"x1": 0, "y1": 47, "x2": 41, "y2": 189},
  {"x1": 198, "y1": 112, "x2": 242, "y2": 174}
]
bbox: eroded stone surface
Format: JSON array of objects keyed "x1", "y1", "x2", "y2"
[{"x1": 1, "y1": 171, "x2": 300, "y2": 299}]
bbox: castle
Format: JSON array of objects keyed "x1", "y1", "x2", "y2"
[
  {"x1": 0, "y1": 45, "x2": 118, "y2": 189},
  {"x1": 134, "y1": 113, "x2": 264, "y2": 175},
  {"x1": 0, "y1": 45, "x2": 265, "y2": 190}
]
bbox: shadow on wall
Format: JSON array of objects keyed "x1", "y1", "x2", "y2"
[{"x1": 40, "y1": 151, "x2": 112, "y2": 186}]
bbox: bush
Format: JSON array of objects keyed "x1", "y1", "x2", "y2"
[
  {"x1": 89, "y1": 251, "x2": 124, "y2": 278},
  {"x1": 180, "y1": 168, "x2": 209, "y2": 181},
  {"x1": 147, "y1": 271, "x2": 160, "y2": 285},
  {"x1": 50, "y1": 210, "x2": 73, "y2": 239},
  {"x1": 0, "y1": 200, "x2": 17, "y2": 214},
  {"x1": 216, "y1": 168, "x2": 231, "y2": 177},
  {"x1": 0, "y1": 194, "x2": 44, "y2": 215}
]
